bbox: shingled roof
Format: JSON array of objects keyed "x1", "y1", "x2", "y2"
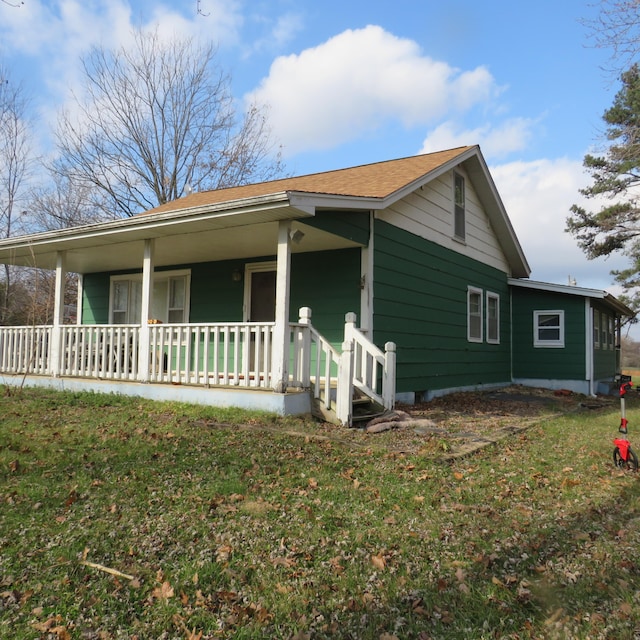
[{"x1": 145, "y1": 146, "x2": 475, "y2": 215}]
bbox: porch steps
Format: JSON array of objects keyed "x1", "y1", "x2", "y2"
[
  {"x1": 351, "y1": 394, "x2": 386, "y2": 426},
  {"x1": 311, "y1": 387, "x2": 385, "y2": 427}
]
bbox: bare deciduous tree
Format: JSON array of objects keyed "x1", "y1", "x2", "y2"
[
  {"x1": 27, "y1": 174, "x2": 108, "y2": 232},
  {"x1": 583, "y1": 0, "x2": 640, "y2": 74},
  {"x1": 0, "y1": 65, "x2": 32, "y2": 323},
  {"x1": 54, "y1": 28, "x2": 285, "y2": 218}
]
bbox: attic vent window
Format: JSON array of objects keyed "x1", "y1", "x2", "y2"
[{"x1": 454, "y1": 172, "x2": 465, "y2": 240}]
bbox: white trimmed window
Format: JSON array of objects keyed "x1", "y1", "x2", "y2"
[
  {"x1": 594, "y1": 311, "x2": 600, "y2": 349},
  {"x1": 453, "y1": 172, "x2": 466, "y2": 240},
  {"x1": 486, "y1": 292, "x2": 500, "y2": 344},
  {"x1": 467, "y1": 286, "x2": 483, "y2": 342},
  {"x1": 534, "y1": 310, "x2": 564, "y2": 348},
  {"x1": 608, "y1": 316, "x2": 615, "y2": 350},
  {"x1": 110, "y1": 269, "x2": 190, "y2": 324}
]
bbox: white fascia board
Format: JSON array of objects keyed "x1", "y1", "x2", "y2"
[
  {"x1": 508, "y1": 278, "x2": 606, "y2": 298},
  {"x1": 286, "y1": 191, "x2": 382, "y2": 211},
  {"x1": 0, "y1": 192, "x2": 308, "y2": 254}
]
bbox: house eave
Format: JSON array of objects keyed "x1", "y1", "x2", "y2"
[
  {"x1": 0, "y1": 193, "x2": 316, "y2": 272},
  {"x1": 508, "y1": 278, "x2": 635, "y2": 317}
]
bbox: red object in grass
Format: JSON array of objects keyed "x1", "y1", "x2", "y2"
[{"x1": 614, "y1": 437, "x2": 631, "y2": 459}]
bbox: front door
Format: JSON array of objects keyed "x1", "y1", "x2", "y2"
[
  {"x1": 248, "y1": 268, "x2": 276, "y2": 322},
  {"x1": 246, "y1": 265, "x2": 277, "y2": 374}
]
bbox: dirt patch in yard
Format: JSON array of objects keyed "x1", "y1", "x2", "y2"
[
  {"x1": 198, "y1": 385, "x2": 618, "y2": 459},
  {"x1": 347, "y1": 385, "x2": 617, "y2": 458}
]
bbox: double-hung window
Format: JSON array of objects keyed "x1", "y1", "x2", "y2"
[
  {"x1": 467, "y1": 287, "x2": 483, "y2": 342},
  {"x1": 454, "y1": 172, "x2": 466, "y2": 241},
  {"x1": 534, "y1": 310, "x2": 564, "y2": 348},
  {"x1": 112, "y1": 279, "x2": 141, "y2": 324},
  {"x1": 110, "y1": 270, "x2": 190, "y2": 324},
  {"x1": 486, "y1": 292, "x2": 500, "y2": 344}
]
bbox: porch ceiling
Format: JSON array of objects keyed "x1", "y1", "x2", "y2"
[{"x1": 0, "y1": 200, "x2": 362, "y2": 274}]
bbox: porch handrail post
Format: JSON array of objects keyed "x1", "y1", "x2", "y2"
[
  {"x1": 343, "y1": 311, "x2": 357, "y2": 341},
  {"x1": 138, "y1": 238, "x2": 154, "y2": 382},
  {"x1": 49, "y1": 250, "x2": 66, "y2": 377},
  {"x1": 271, "y1": 221, "x2": 292, "y2": 393},
  {"x1": 383, "y1": 341, "x2": 397, "y2": 409},
  {"x1": 298, "y1": 307, "x2": 312, "y2": 387},
  {"x1": 337, "y1": 339, "x2": 354, "y2": 426}
]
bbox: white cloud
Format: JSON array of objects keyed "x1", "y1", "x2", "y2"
[
  {"x1": 0, "y1": 0, "x2": 244, "y2": 152},
  {"x1": 246, "y1": 25, "x2": 502, "y2": 156},
  {"x1": 491, "y1": 157, "x2": 628, "y2": 290},
  {"x1": 242, "y1": 10, "x2": 303, "y2": 57},
  {"x1": 421, "y1": 118, "x2": 537, "y2": 159}
]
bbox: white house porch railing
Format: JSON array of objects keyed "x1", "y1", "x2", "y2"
[
  {"x1": 0, "y1": 325, "x2": 52, "y2": 376},
  {"x1": 59, "y1": 325, "x2": 140, "y2": 380},
  {"x1": 0, "y1": 322, "x2": 279, "y2": 386},
  {"x1": 57, "y1": 323, "x2": 277, "y2": 387},
  {"x1": 0, "y1": 309, "x2": 397, "y2": 426},
  {"x1": 147, "y1": 323, "x2": 275, "y2": 387}
]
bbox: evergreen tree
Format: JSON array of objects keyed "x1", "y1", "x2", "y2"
[{"x1": 567, "y1": 64, "x2": 640, "y2": 313}]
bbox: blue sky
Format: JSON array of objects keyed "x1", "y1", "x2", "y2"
[{"x1": 0, "y1": 0, "x2": 634, "y2": 313}]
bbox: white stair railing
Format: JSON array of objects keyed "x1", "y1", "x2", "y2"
[
  {"x1": 297, "y1": 308, "x2": 397, "y2": 426},
  {"x1": 343, "y1": 312, "x2": 396, "y2": 415}
]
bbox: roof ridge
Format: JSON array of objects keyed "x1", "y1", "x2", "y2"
[{"x1": 144, "y1": 145, "x2": 476, "y2": 215}]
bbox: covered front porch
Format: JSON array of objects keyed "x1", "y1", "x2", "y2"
[
  {"x1": 0, "y1": 309, "x2": 396, "y2": 424},
  {"x1": 0, "y1": 189, "x2": 397, "y2": 424}
]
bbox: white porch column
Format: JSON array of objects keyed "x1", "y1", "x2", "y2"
[
  {"x1": 271, "y1": 221, "x2": 292, "y2": 393},
  {"x1": 138, "y1": 238, "x2": 155, "y2": 382},
  {"x1": 50, "y1": 251, "x2": 67, "y2": 377},
  {"x1": 359, "y1": 211, "x2": 374, "y2": 335},
  {"x1": 76, "y1": 274, "x2": 83, "y2": 325}
]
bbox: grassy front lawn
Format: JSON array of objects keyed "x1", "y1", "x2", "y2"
[{"x1": 1, "y1": 386, "x2": 639, "y2": 639}]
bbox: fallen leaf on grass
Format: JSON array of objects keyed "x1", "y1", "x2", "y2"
[
  {"x1": 216, "y1": 544, "x2": 233, "y2": 563},
  {"x1": 544, "y1": 607, "x2": 565, "y2": 626},
  {"x1": 64, "y1": 488, "x2": 78, "y2": 509},
  {"x1": 272, "y1": 556, "x2": 297, "y2": 569},
  {"x1": 371, "y1": 554, "x2": 386, "y2": 570},
  {"x1": 31, "y1": 617, "x2": 71, "y2": 639},
  {"x1": 152, "y1": 581, "x2": 174, "y2": 601}
]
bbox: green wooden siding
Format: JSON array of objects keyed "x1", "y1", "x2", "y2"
[
  {"x1": 511, "y1": 288, "x2": 586, "y2": 380},
  {"x1": 372, "y1": 220, "x2": 511, "y2": 395},
  {"x1": 189, "y1": 259, "x2": 258, "y2": 323},
  {"x1": 290, "y1": 249, "x2": 360, "y2": 343},
  {"x1": 81, "y1": 273, "x2": 110, "y2": 324},
  {"x1": 301, "y1": 211, "x2": 369, "y2": 245}
]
